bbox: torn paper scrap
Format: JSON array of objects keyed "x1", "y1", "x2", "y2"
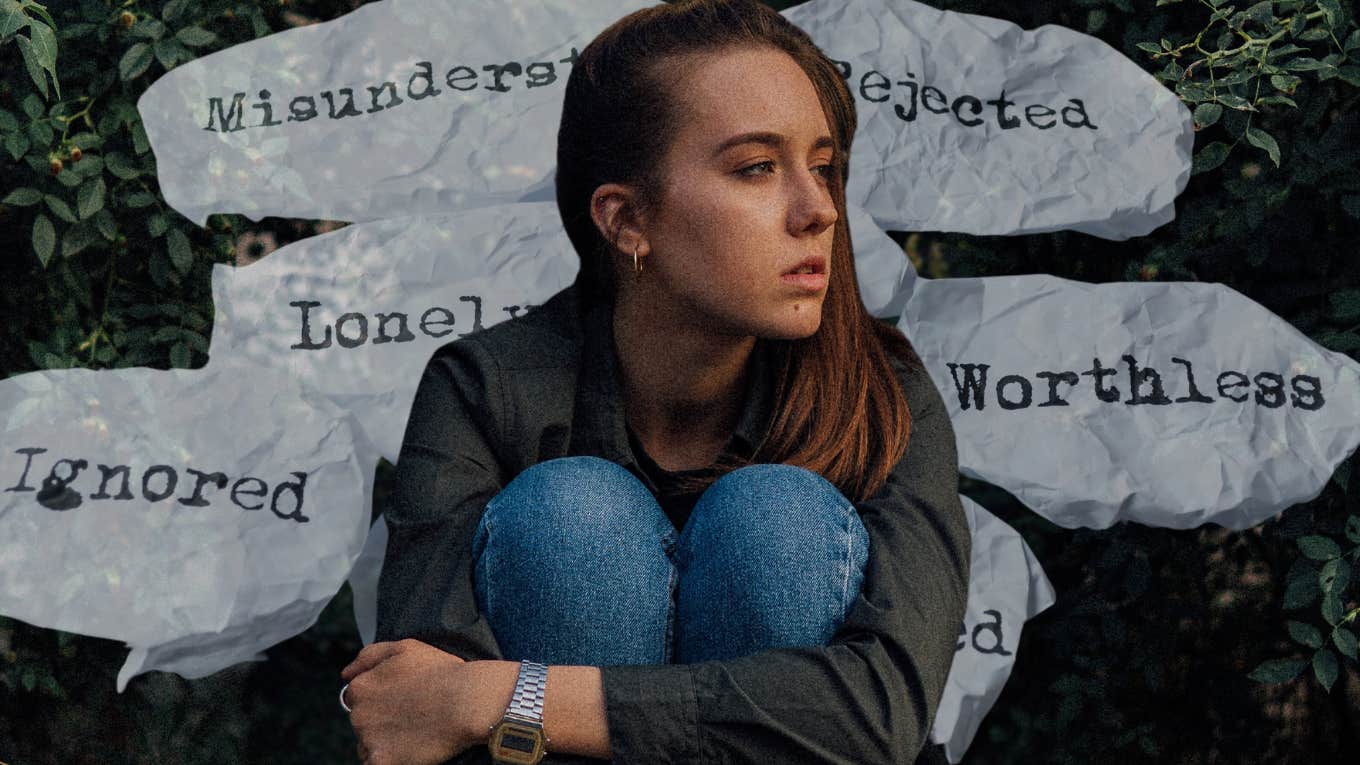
[
  {"x1": 206, "y1": 202, "x2": 580, "y2": 464},
  {"x1": 930, "y1": 496, "x2": 1056, "y2": 763},
  {"x1": 849, "y1": 202, "x2": 916, "y2": 319},
  {"x1": 0, "y1": 362, "x2": 373, "y2": 691},
  {"x1": 900, "y1": 275, "x2": 1360, "y2": 530},
  {"x1": 137, "y1": 0, "x2": 653, "y2": 226},
  {"x1": 784, "y1": 0, "x2": 1192, "y2": 240}
]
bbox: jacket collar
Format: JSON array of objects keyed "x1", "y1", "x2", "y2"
[{"x1": 569, "y1": 285, "x2": 775, "y2": 471}]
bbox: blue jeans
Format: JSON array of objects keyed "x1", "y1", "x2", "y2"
[{"x1": 470, "y1": 456, "x2": 870, "y2": 665}]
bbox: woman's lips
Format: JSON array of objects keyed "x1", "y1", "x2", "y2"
[{"x1": 781, "y1": 271, "x2": 828, "y2": 291}]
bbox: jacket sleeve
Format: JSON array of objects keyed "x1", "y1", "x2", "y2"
[
  {"x1": 374, "y1": 336, "x2": 508, "y2": 663},
  {"x1": 598, "y1": 359, "x2": 972, "y2": 764}
]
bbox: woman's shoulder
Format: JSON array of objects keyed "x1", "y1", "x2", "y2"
[{"x1": 429, "y1": 282, "x2": 583, "y2": 373}]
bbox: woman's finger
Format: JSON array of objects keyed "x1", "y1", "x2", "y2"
[{"x1": 341, "y1": 640, "x2": 404, "y2": 680}]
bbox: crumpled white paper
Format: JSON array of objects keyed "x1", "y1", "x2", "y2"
[
  {"x1": 901, "y1": 275, "x2": 1360, "y2": 529},
  {"x1": 0, "y1": 362, "x2": 373, "y2": 691},
  {"x1": 207, "y1": 202, "x2": 580, "y2": 463},
  {"x1": 784, "y1": 0, "x2": 1193, "y2": 240},
  {"x1": 931, "y1": 496, "x2": 1055, "y2": 763},
  {"x1": 137, "y1": 0, "x2": 654, "y2": 226},
  {"x1": 140, "y1": 0, "x2": 1190, "y2": 241}
]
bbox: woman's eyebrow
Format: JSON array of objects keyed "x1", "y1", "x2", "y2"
[{"x1": 712, "y1": 131, "x2": 836, "y2": 157}]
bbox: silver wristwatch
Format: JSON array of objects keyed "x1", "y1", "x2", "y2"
[{"x1": 487, "y1": 659, "x2": 551, "y2": 764}]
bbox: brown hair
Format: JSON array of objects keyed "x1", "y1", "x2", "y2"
[{"x1": 554, "y1": 0, "x2": 924, "y2": 504}]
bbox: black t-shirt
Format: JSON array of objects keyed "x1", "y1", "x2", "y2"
[{"x1": 625, "y1": 424, "x2": 719, "y2": 533}]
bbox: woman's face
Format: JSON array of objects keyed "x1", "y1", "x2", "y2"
[{"x1": 642, "y1": 46, "x2": 840, "y2": 341}]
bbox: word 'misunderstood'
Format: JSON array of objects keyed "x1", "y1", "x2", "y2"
[
  {"x1": 3, "y1": 447, "x2": 312, "y2": 522},
  {"x1": 204, "y1": 50, "x2": 580, "y2": 133},
  {"x1": 200, "y1": 47, "x2": 1096, "y2": 136},
  {"x1": 943, "y1": 356, "x2": 1326, "y2": 411},
  {"x1": 287, "y1": 296, "x2": 537, "y2": 351}
]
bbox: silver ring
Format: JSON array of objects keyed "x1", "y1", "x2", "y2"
[{"x1": 339, "y1": 682, "x2": 352, "y2": 713}]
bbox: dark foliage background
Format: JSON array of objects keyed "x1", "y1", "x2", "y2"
[{"x1": 0, "y1": 0, "x2": 1356, "y2": 763}]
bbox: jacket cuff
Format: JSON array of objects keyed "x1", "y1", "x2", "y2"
[{"x1": 599, "y1": 664, "x2": 701, "y2": 763}]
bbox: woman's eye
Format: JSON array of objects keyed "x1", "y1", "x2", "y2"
[
  {"x1": 737, "y1": 161, "x2": 775, "y2": 177},
  {"x1": 812, "y1": 164, "x2": 835, "y2": 182}
]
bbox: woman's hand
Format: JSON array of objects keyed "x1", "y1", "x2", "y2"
[{"x1": 340, "y1": 638, "x2": 500, "y2": 765}]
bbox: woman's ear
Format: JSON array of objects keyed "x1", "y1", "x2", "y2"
[{"x1": 590, "y1": 182, "x2": 648, "y2": 259}]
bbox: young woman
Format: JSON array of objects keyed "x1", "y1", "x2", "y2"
[{"x1": 340, "y1": 2, "x2": 970, "y2": 763}]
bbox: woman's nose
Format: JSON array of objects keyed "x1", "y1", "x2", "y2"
[{"x1": 789, "y1": 168, "x2": 838, "y2": 236}]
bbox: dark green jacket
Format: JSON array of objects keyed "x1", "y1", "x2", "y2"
[{"x1": 376, "y1": 279, "x2": 971, "y2": 764}]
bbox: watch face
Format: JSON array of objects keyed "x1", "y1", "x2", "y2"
[{"x1": 489, "y1": 721, "x2": 545, "y2": 764}]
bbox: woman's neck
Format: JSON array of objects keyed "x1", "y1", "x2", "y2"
[{"x1": 611, "y1": 294, "x2": 756, "y2": 467}]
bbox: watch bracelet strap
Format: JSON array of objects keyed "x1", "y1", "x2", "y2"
[{"x1": 505, "y1": 659, "x2": 548, "y2": 725}]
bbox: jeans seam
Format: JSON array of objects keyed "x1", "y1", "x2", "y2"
[{"x1": 841, "y1": 503, "x2": 856, "y2": 616}]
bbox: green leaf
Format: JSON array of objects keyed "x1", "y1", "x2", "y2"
[
  {"x1": 1338, "y1": 66, "x2": 1360, "y2": 88},
  {"x1": 1270, "y1": 74, "x2": 1302, "y2": 93},
  {"x1": 105, "y1": 152, "x2": 141, "y2": 180},
  {"x1": 125, "y1": 191, "x2": 157, "y2": 208},
  {"x1": 1243, "y1": 0, "x2": 1272, "y2": 25},
  {"x1": 15, "y1": 34, "x2": 49, "y2": 98},
  {"x1": 1217, "y1": 93, "x2": 1256, "y2": 111},
  {"x1": 1346, "y1": 515, "x2": 1360, "y2": 545},
  {"x1": 1193, "y1": 103, "x2": 1223, "y2": 129},
  {"x1": 176, "y1": 26, "x2": 217, "y2": 48},
  {"x1": 1319, "y1": 558, "x2": 1351, "y2": 594},
  {"x1": 167, "y1": 228, "x2": 192, "y2": 274},
  {"x1": 3, "y1": 187, "x2": 43, "y2": 206},
  {"x1": 1258, "y1": 95, "x2": 1298, "y2": 108},
  {"x1": 26, "y1": 118, "x2": 52, "y2": 148},
  {"x1": 43, "y1": 194, "x2": 76, "y2": 223},
  {"x1": 1248, "y1": 657, "x2": 1306, "y2": 683},
  {"x1": 1299, "y1": 535, "x2": 1341, "y2": 560},
  {"x1": 68, "y1": 131, "x2": 101, "y2": 150},
  {"x1": 1287, "y1": 57, "x2": 1326, "y2": 71},
  {"x1": 1288, "y1": 12, "x2": 1307, "y2": 38},
  {"x1": 130, "y1": 17, "x2": 166, "y2": 41},
  {"x1": 1322, "y1": 592, "x2": 1343, "y2": 625},
  {"x1": 94, "y1": 209, "x2": 116, "y2": 241},
  {"x1": 1245, "y1": 127, "x2": 1281, "y2": 167},
  {"x1": 27, "y1": 20, "x2": 57, "y2": 74},
  {"x1": 131, "y1": 121, "x2": 149, "y2": 154},
  {"x1": 61, "y1": 223, "x2": 97, "y2": 258},
  {"x1": 77, "y1": 177, "x2": 105, "y2": 220},
  {"x1": 1136, "y1": 42, "x2": 1163, "y2": 55},
  {"x1": 32, "y1": 213, "x2": 54, "y2": 267},
  {"x1": 153, "y1": 38, "x2": 181, "y2": 70},
  {"x1": 1312, "y1": 648, "x2": 1338, "y2": 692},
  {"x1": 0, "y1": 107, "x2": 16, "y2": 133},
  {"x1": 1346, "y1": 30, "x2": 1360, "y2": 51},
  {"x1": 1318, "y1": 0, "x2": 1343, "y2": 30},
  {"x1": 1288, "y1": 620, "x2": 1323, "y2": 648},
  {"x1": 0, "y1": 0, "x2": 28, "y2": 38},
  {"x1": 119, "y1": 43, "x2": 154, "y2": 82},
  {"x1": 148, "y1": 212, "x2": 169, "y2": 238},
  {"x1": 1193, "y1": 141, "x2": 1231, "y2": 174},
  {"x1": 1334, "y1": 628, "x2": 1359, "y2": 660},
  {"x1": 4, "y1": 132, "x2": 28, "y2": 160}
]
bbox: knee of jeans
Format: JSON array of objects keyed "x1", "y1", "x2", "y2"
[
  {"x1": 480, "y1": 455, "x2": 653, "y2": 535},
  {"x1": 697, "y1": 463, "x2": 851, "y2": 525}
]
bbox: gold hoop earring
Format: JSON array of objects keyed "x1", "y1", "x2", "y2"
[{"x1": 633, "y1": 244, "x2": 642, "y2": 276}]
